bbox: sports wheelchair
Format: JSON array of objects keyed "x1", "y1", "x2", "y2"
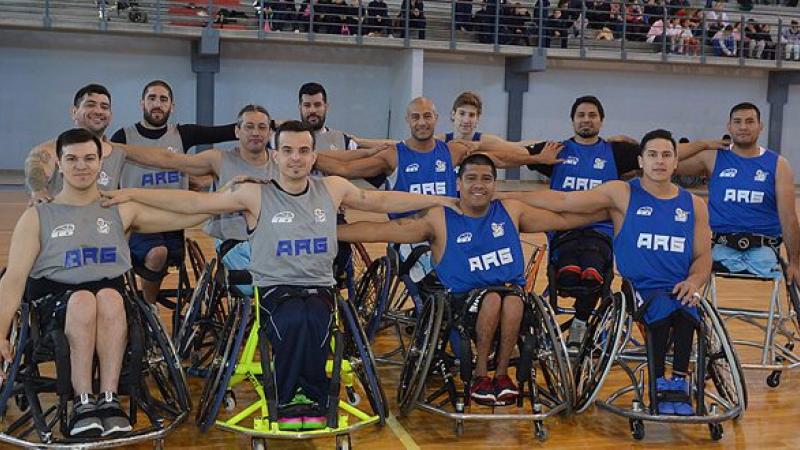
[
  {"x1": 0, "y1": 269, "x2": 190, "y2": 448},
  {"x1": 397, "y1": 285, "x2": 573, "y2": 441},
  {"x1": 704, "y1": 235, "x2": 800, "y2": 387},
  {"x1": 595, "y1": 280, "x2": 747, "y2": 441}
]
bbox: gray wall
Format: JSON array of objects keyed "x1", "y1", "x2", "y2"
[{"x1": 0, "y1": 28, "x2": 796, "y2": 181}]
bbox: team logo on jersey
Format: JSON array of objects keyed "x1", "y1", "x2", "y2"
[
  {"x1": 167, "y1": 146, "x2": 179, "y2": 154},
  {"x1": 272, "y1": 211, "x2": 295, "y2": 223},
  {"x1": 564, "y1": 156, "x2": 579, "y2": 166},
  {"x1": 674, "y1": 208, "x2": 689, "y2": 223},
  {"x1": 636, "y1": 206, "x2": 653, "y2": 216},
  {"x1": 405, "y1": 163, "x2": 420, "y2": 173},
  {"x1": 51, "y1": 223, "x2": 75, "y2": 238},
  {"x1": 97, "y1": 171, "x2": 110, "y2": 186},
  {"x1": 456, "y1": 232, "x2": 472, "y2": 244},
  {"x1": 593, "y1": 158, "x2": 606, "y2": 170},
  {"x1": 754, "y1": 170, "x2": 769, "y2": 182},
  {"x1": 719, "y1": 168, "x2": 737, "y2": 178},
  {"x1": 435, "y1": 160, "x2": 447, "y2": 173},
  {"x1": 96, "y1": 218, "x2": 111, "y2": 234},
  {"x1": 314, "y1": 208, "x2": 327, "y2": 223},
  {"x1": 491, "y1": 222, "x2": 505, "y2": 238}
]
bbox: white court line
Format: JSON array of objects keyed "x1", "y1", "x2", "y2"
[{"x1": 386, "y1": 413, "x2": 420, "y2": 450}]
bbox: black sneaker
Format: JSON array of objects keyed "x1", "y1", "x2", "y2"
[
  {"x1": 69, "y1": 393, "x2": 103, "y2": 437},
  {"x1": 96, "y1": 392, "x2": 132, "y2": 437}
]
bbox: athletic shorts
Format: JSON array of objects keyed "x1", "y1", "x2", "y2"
[
  {"x1": 129, "y1": 231, "x2": 184, "y2": 269},
  {"x1": 25, "y1": 276, "x2": 125, "y2": 333}
]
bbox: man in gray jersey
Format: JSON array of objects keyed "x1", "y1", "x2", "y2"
[
  {"x1": 102, "y1": 120, "x2": 460, "y2": 430},
  {"x1": 0, "y1": 129, "x2": 210, "y2": 438}
]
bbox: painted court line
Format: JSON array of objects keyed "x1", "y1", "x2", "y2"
[{"x1": 386, "y1": 413, "x2": 420, "y2": 450}]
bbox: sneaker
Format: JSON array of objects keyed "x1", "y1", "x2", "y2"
[
  {"x1": 566, "y1": 319, "x2": 588, "y2": 348},
  {"x1": 494, "y1": 375, "x2": 519, "y2": 403},
  {"x1": 302, "y1": 403, "x2": 327, "y2": 430},
  {"x1": 96, "y1": 392, "x2": 132, "y2": 437},
  {"x1": 670, "y1": 377, "x2": 694, "y2": 416},
  {"x1": 655, "y1": 377, "x2": 675, "y2": 415},
  {"x1": 470, "y1": 376, "x2": 496, "y2": 404},
  {"x1": 556, "y1": 265, "x2": 581, "y2": 287},
  {"x1": 69, "y1": 393, "x2": 103, "y2": 437},
  {"x1": 580, "y1": 267, "x2": 604, "y2": 290},
  {"x1": 278, "y1": 393, "x2": 314, "y2": 431}
]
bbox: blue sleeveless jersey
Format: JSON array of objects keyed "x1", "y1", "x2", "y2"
[
  {"x1": 388, "y1": 139, "x2": 457, "y2": 219},
  {"x1": 435, "y1": 200, "x2": 525, "y2": 294},
  {"x1": 614, "y1": 179, "x2": 695, "y2": 291},
  {"x1": 549, "y1": 138, "x2": 618, "y2": 236},
  {"x1": 444, "y1": 132, "x2": 482, "y2": 143},
  {"x1": 708, "y1": 148, "x2": 780, "y2": 237}
]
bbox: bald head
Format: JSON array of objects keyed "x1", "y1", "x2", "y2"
[
  {"x1": 406, "y1": 97, "x2": 438, "y2": 141},
  {"x1": 407, "y1": 97, "x2": 437, "y2": 116}
]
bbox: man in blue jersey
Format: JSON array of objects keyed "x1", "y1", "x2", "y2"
[
  {"x1": 519, "y1": 96, "x2": 722, "y2": 347},
  {"x1": 508, "y1": 129, "x2": 712, "y2": 416},
  {"x1": 676, "y1": 102, "x2": 800, "y2": 283},
  {"x1": 337, "y1": 154, "x2": 605, "y2": 404}
]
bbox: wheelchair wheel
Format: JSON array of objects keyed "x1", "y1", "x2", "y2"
[
  {"x1": 397, "y1": 293, "x2": 444, "y2": 416},
  {"x1": 528, "y1": 294, "x2": 574, "y2": 414},
  {"x1": 186, "y1": 238, "x2": 207, "y2": 282},
  {"x1": 573, "y1": 292, "x2": 627, "y2": 413},
  {"x1": 175, "y1": 259, "x2": 215, "y2": 359},
  {"x1": 339, "y1": 297, "x2": 388, "y2": 424},
  {"x1": 699, "y1": 299, "x2": 748, "y2": 417},
  {"x1": 196, "y1": 297, "x2": 251, "y2": 431},
  {"x1": 0, "y1": 304, "x2": 29, "y2": 419},
  {"x1": 351, "y1": 242, "x2": 372, "y2": 281},
  {"x1": 352, "y1": 256, "x2": 393, "y2": 343}
]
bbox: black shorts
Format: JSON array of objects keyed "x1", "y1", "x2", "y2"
[{"x1": 25, "y1": 276, "x2": 126, "y2": 333}]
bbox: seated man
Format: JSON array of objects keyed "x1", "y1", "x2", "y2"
[
  {"x1": 512, "y1": 129, "x2": 712, "y2": 415},
  {"x1": 677, "y1": 102, "x2": 800, "y2": 283},
  {"x1": 0, "y1": 129, "x2": 210, "y2": 437},
  {"x1": 338, "y1": 154, "x2": 605, "y2": 404},
  {"x1": 101, "y1": 120, "x2": 460, "y2": 429}
]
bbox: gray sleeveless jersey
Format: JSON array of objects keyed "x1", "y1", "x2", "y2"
[
  {"x1": 249, "y1": 178, "x2": 337, "y2": 287},
  {"x1": 203, "y1": 148, "x2": 279, "y2": 241},
  {"x1": 29, "y1": 200, "x2": 132, "y2": 283},
  {"x1": 119, "y1": 124, "x2": 188, "y2": 190},
  {"x1": 314, "y1": 128, "x2": 350, "y2": 151},
  {"x1": 47, "y1": 144, "x2": 127, "y2": 194}
]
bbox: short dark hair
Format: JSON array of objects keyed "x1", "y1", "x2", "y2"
[
  {"x1": 570, "y1": 95, "x2": 605, "y2": 120},
  {"x1": 56, "y1": 128, "x2": 102, "y2": 160},
  {"x1": 457, "y1": 153, "x2": 497, "y2": 179},
  {"x1": 639, "y1": 129, "x2": 677, "y2": 156},
  {"x1": 236, "y1": 104, "x2": 271, "y2": 127},
  {"x1": 678, "y1": 137, "x2": 690, "y2": 144},
  {"x1": 298, "y1": 82, "x2": 327, "y2": 104},
  {"x1": 274, "y1": 120, "x2": 316, "y2": 150},
  {"x1": 73, "y1": 83, "x2": 111, "y2": 108},
  {"x1": 141, "y1": 80, "x2": 174, "y2": 101},
  {"x1": 729, "y1": 102, "x2": 761, "y2": 121}
]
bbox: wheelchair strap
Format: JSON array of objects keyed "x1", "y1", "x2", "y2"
[{"x1": 712, "y1": 232, "x2": 782, "y2": 252}]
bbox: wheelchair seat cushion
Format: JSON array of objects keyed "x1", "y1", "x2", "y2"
[{"x1": 712, "y1": 244, "x2": 781, "y2": 279}]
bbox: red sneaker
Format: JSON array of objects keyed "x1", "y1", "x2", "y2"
[
  {"x1": 470, "y1": 376, "x2": 496, "y2": 403},
  {"x1": 494, "y1": 375, "x2": 519, "y2": 403}
]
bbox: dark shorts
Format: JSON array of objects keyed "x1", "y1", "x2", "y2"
[
  {"x1": 25, "y1": 276, "x2": 126, "y2": 333},
  {"x1": 129, "y1": 231, "x2": 184, "y2": 269}
]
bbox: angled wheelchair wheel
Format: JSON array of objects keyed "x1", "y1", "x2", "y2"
[
  {"x1": 175, "y1": 259, "x2": 215, "y2": 359},
  {"x1": 0, "y1": 304, "x2": 29, "y2": 420},
  {"x1": 528, "y1": 294, "x2": 574, "y2": 414},
  {"x1": 196, "y1": 297, "x2": 251, "y2": 431},
  {"x1": 186, "y1": 238, "x2": 207, "y2": 282},
  {"x1": 397, "y1": 293, "x2": 444, "y2": 416},
  {"x1": 699, "y1": 299, "x2": 748, "y2": 417},
  {"x1": 351, "y1": 242, "x2": 373, "y2": 281},
  {"x1": 573, "y1": 292, "x2": 627, "y2": 413},
  {"x1": 339, "y1": 297, "x2": 388, "y2": 424},
  {"x1": 352, "y1": 256, "x2": 393, "y2": 343}
]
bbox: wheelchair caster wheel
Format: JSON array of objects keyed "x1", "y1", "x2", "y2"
[
  {"x1": 454, "y1": 419, "x2": 464, "y2": 436},
  {"x1": 251, "y1": 437, "x2": 267, "y2": 450},
  {"x1": 346, "y1": 386, "x2": 361, "y2": 406},
  {"x1": 709, "y1": 423, "x2": 724, "y2": 441},
  {"x1": 630, "y1": 419, "x2": 645, "y2": 440},
  {"x1": 224, "y1": 390, "x2": 236, "y2": 411},
  {"x1": 534, "y1": 421, "x2": 548, "y2": 442},
  {"x1": 336, "y1": 434, "x2": 352, "y2": 450},
  {"x1": 767, "y1": 371, "x2": 781, "y2": 388}
]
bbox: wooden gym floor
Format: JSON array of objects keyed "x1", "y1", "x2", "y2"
[{"x1": 0, "y1": 190, "x2": 798, "y2": 449}]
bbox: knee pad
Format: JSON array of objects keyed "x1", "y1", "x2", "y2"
[{"x1": 133, "y1": 264, "x2": 167, "y2": 282}]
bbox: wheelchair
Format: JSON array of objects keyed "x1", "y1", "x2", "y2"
[
  {"x1": 396, "y1": 285, "x2": 573, "y2": 441},
  {"x1": 0, "y1": 270, "x2": 190, "y2": 448},
  {"x1": 595, "y1": 280, "x2": 747, "y2": 441},
  {"x1": 351, "y1": 255, "x2": 394, "y2": 343},
  {"x1": 704, "y1": 236, "x2": 800, "y2": 387},
  {"x1": 541, "y1": 230, "x2": 628, "y2": 413},
  {"x1": 193, "y1": 285, "x2": 387, "y2": 449}
]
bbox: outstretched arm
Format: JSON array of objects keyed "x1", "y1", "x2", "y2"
[
  {"x1": 676, "y1": 139, "x2": 727, "y2": 162},
  {"x1": 315, "y1": 148, "x2": 394, "y2": 178},
  {"x1": 338, "y1": 210, "x2": 436, "y2": 244},
  {"x1": 120, "y1": 202, "x2": 212, "y2": 234},
  {"x1": 123, "y1": 144, "x2": 220, "y2": 177},
  {"x1": 318, "y1": 146, "x2": 386, "y2": 162},
  {"x1": 496, "y1": 181, "x2": 620, "y2": 214},
  {"x1": 102, "y1": 182, "x2": 258, "y2": 216},
  {"x1": 326, "y1": 176, "x2": 459, "y2": 214},
  {"x1": 350, "y1": 136, "x2": 396, "y2": 149},
  {"x1": 24, "y1": 141, "x2": 57, "y2": 203},
  {"x1": 673, "y1": 195, "x2": 712, "y2": 305},
  {"x1": 512, "y1": 200, "x2": 610, "y2": 233}
]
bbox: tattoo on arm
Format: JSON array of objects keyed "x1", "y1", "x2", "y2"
[{"x1": 25, "y1": 151, "x2": 51, "y2": 191}]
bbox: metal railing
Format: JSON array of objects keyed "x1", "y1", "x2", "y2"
[{"x1": 2, "y1": 0, "x2": 800, "y2": 65}]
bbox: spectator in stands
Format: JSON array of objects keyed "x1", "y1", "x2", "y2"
[
  {"x1": 667, "y1": 0, "x2": 689, "y2": 16},
  {"x1": 781, "y1": 20, "x2": 800, "y2": 61},
  {"x1": 398, "y1": 0, "x2": 426, "y2": 39},
  {"x1": 759, "y1": 23, "x2": 776, "y2": 60},
  {"x1": 680, "y1": 18, "x2": 700, "y2": 55},
  {"x1": 366, "y1": 0, "x2": 389, "y2": 35},
  {"x1": 625, "y1": 0, "x2": 649, "y2": 41},
  {"x1": 705, "y1": 2, "x2": 729, "y2": 40},
  {"x1": 712, "y1": 24, "x2": 737, "y2": 57},
  {"x1": 472, "y1": 0, "x2": 493, "y2": 43},
  {"x1": 643, "y1": 0, "x2": 664, "y2": 26},
  {"x1": 606, "y1": 1, "x2": 625, "y2": 38},
  {"x1": 586, "y1": 0, "x2": 610, "y2": 32},
  {"x1": 267, "y1": 0, "x2": 299, "y2": 31},
  {"x1": 455, "y1": 0, "x2": 474, "y2": 31},
  {"x1": 503, "y1": 3, "x2": 532, "y2": 45},
  {"x1": 545, "y1": 8, "x2": 570, "y2": 48}
]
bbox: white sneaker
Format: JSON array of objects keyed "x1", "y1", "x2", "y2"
[{"x1": 566, "y1": 319, "x2": 587, "y2": 348}]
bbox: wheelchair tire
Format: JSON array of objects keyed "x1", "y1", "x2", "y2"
[
  {"x1": 175, "y1": 260, "x2": 215, "y2": 359},
  {"x1": 528, "y1": 294, "x2": 574, "y2": 414},
  {"x1": 339, "y1": 296, "x2": 388, "y2": 424},
  {"x1": 573, "y1": 292, "x2": 627, "y2": 413},
  {"x1": 397, "y1": 293, "x2": 444, "y2": 416},
  {"x1": 196, "y1": 297, "x2": 251, "y2": 431},
  {"x1": 0, "y1": 304, "x2": 29, "y2": 419},
  {"x1": 352, "y1": 256, "x2": 393, "y2": 343},
  {"x1": 699, "y1": 299, "x2": 748, "y2": 416}
]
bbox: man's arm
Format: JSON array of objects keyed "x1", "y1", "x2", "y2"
[
  {"x1": 496, "y1": 181, "x2": 621, "y2": 213},
  {"x1": 102, "y1": 182, "x2": 258, "y2": 216},
  {"x1": 24, "y1": 141, "x2": 57, "y2": 201},
  {"x1": 350, "y1": 136, "x2": 396, "y2": 149},
  {"x1": 676, "y1": 139, "x2": 727, "y2": 162},
  {"x1": 510, "y1": 199, "x2": 610, "y2": 233},
  {"x1": 776, "y1": 157, "x2": 800, "y2": 284},
  {"x1": 326, "y1": 176, "x2": 458, "y2": 213},
  {"x1": 315, "y1": 148, "x2": 394, "y2": 178},
  {"x1": 673, "y1": 195, "x2": 712, "y2": 304},
  {"x1": 0, "y1": 208, "x2": 41, "y2": 372},
  {"x1": 123, "y1": 144, "x2": 220, "y2": 177},
  {"x1": 176, "y1": 123, "x2": 237, "y2": 151},
  {"x1": 676, "y1": 150, "x2": 716, "y2": 177},
  {"x1": 449, "y1": 140, "x2": 548, "y2": 169},
  {"x1": 338, "y1": 209, "x2": 436, "y2": 244},
  {"x1": 318, "y1": 147, "x2": 385, "y2": 162},
  {"x1": 119, "y1": 202, "x2": 212, "y2": 234}
]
